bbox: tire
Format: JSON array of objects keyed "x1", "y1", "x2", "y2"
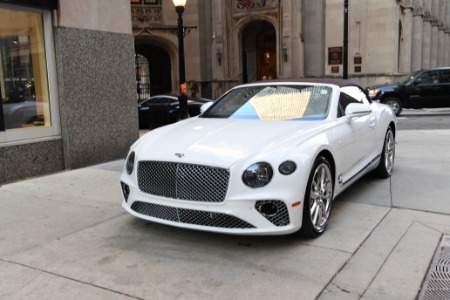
[
  {"x1": 301, "y1": 156, "x2": 334, "y2": 238},
  {"x1": 383, "y1": 97, "x2": 403, "y2": 116},
  {"x1": 375, "y1": 127, "x2": 395, "y2": 178}
]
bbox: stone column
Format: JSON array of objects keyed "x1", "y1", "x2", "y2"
[
  {"x1": 287, "y1": 0, "x2": 303, "y2": 78},
  {"x1": 430, "y1": 0, "x2": 439, "y2": 67},
  {"x1": 211, "y1": 1, "x2": 226, "y2": 98},
  {"x1": 437, "y1": 0, "x2": 446, "y2": 66},
  {"x1": 445, "y1": 28, "x2": 450, "y2": 66},
  {"x1": 303, "y1": 0, "x2": 325, "y2": 77},
  {"x1": 421, "y1": 10, "x2": 432, "y2": 68},
  {"x1": 446, "y1": 2, "x2": 450, "y2": 66},
  {"x1": 412, "y1": 0, "x2": 423, "y2": 72},
  {"x1": 400, "y1": 0, "x2": 414, "y2": 73},
  {"x1": 281, "y1": 0, "x2": 292, "y2": 78}
]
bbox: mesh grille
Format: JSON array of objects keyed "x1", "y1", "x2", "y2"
[
  {"x1": 131, "y1": 201, "x2": 255, "y2": 229},
  {"x1": 138, "y1": 161, "x2": 229, "y2": 202},
  {"x1": 255, "y1": 200, "x2": 290, "y2": 226}
]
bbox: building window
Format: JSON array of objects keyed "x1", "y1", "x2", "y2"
[
  {"x1": 131, "y1": 0, "x2": 160, "y2": 5},
  {"x1": 0, "y1": 5, "x2": 60, "y2": 144}
]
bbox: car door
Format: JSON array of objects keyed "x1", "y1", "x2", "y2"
[
  {"x1": 438, "y1": 69, "x2": 450, "y2": 108},
  {"x1": 335, "y1": 86, "x2": 376, "y2": 184},
  {"x1": 408, "y1": 70, "x2": 444, "y2": 108}
]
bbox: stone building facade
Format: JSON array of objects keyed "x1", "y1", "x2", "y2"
[
  {"x1": 132, "y1": 0, "x2": 450, "y2": 99},
  {"x1": 0, "y1": 0, "x2": 138, "y2": 184},
  {"x1": 1, "y1": 0, "x2": 449, "y2": 183}
]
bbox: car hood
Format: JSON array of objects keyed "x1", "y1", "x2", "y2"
[{"x1": 133, "y1": 118, "x2": 323, "y2": 168}]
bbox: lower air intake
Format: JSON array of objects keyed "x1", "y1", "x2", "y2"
[{"x1": 131, "y1": 201, "x2": 255, "y2": 229}]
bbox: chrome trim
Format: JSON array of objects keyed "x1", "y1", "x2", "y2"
[{"x1": 340, "y1": 154, "x2": 381, "y2": 186}]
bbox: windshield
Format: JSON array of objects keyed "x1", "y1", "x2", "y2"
[{"x1": 201, "y1": 85, "x2": 332, "y2": 120}]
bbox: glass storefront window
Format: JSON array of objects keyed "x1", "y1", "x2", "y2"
[
  {"x1": 0, "y1": 7, "x2": 50, "y2": 130},
  {"x1": 0, "y1": 5, "x2": 59, "y2": 144}
]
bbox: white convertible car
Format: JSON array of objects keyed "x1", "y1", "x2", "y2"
[{"x1": 120, "y1": 79, "x2": 396, "y2": 237}]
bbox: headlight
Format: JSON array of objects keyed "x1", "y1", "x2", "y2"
[
  {"x1": 368, "y1": 89, "x2": 378, "y2": 98},
  {"x1": 126, "y1": 151, "x2": 135, "y2": 175},
  {"x1": 279, "y1": 160, "x2": 296, "y2": 175},
  {"x1": 242, "y1": 162, "x2": 273, "y2": 188}
]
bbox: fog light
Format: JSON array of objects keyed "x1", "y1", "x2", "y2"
[
  {"x1": 121, "y1": 182, "x2": 130, "y2": 202},
  {"x1": 257, "y1": 202, "x2": 278, "y2": 217}
]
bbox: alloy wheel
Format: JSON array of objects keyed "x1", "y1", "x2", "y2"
[
  {"x1": 384, "y1": 129, "x2": 395, "y2": 174},
  {"x1": 309, "y1": 163, "x2": 333, "y2": 232}
]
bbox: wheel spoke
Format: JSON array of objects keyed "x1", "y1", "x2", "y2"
[
  {"x1": 311, "y1": 201, "x2": 319, "y2": 225},
  {"x1": 316, "y1": 201, "x2": 323, "y2": 225},
  {"x1": 322, "y1": 201, "x2": 330, "y2": 219}
]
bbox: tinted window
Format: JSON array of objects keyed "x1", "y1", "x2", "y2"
[
  {"x1": 416, "y1": 71, "x2": 440, "y2": 84},
  {"x1": 338, "y1": 93, "x2": 359, "y2": 118},
  {"x1": 441, "y1": 70, "x2": 450, "y2": 84}
]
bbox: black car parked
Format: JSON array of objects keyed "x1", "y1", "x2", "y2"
[
  {"x1": 366, "y1": 67, "x2": 450, "y2": 116},
  {"x1": 138, "y1": 95, "x2": 213, "y2": 129}
]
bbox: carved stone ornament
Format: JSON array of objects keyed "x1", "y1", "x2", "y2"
[
  {"x1": 234, "y1": 0, "x2": 279, "y2": 12},
  {"x1": 132, "y1": 6, "x2": 162, "y2": 33}
]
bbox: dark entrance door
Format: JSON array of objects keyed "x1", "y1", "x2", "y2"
[
  {"x1": 135, "y1": 44, "x2": 171, "y2": 100},
  {"x1": 242, "y1": 21, "x2": 277, "y2": 83},
  {"x1": 256, "y1": 27, "x2": 276, "y2": 80}
]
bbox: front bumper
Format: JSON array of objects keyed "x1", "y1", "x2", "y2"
[{"x1": 121, "y1": 180, "x2": 304, "y2": 236}]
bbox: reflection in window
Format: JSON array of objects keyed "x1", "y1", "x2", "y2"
[
  {"x1": 0, "y1": 8, "x2": 50, "y2": 130},
  {"x1": 203, "y1": 85, "x2": 332, "y2": 120},
  {"x1": 340, "y1": 86, "x2": 370, "y2": 105},
  {"x1": 418, "y1": 71, "x2": 440, "y2": 85},
  {"x1": 442, "y1": 70, "x2": 450, "y2": 84}
]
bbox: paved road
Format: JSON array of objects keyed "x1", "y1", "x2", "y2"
[{"x1": 1, "y1": 111, "x2": 450, "y2": 300}]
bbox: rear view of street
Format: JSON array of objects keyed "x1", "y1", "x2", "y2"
[{"x1": 1, "y1": 109, "x2": 450, "y2": 300}]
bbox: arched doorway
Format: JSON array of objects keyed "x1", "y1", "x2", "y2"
[
  {"x1": 134, "y1": 44, "x2": 171, "y2": 101},
  {"x1": 242, "y1": 21, "x2": 277, "y2": 83}
]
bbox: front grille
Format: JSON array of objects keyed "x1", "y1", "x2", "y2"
[
  {"x1": 138, "y1": 161, "x2": 229, "y2": 202},
  {"x1": 131, "y1": 201, "x2": 255, "y2": 229}
]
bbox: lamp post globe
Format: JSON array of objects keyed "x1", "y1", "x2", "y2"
[
  {"x1": 173, "y1": 0, "x2": 186, "y2": 7},
  {"x1": 173, "y1": 0, "x2": 188, "y2": 119}
]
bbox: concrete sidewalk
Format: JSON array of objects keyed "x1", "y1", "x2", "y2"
[
  {"x1": 401, "y1": 107, "x2": 450, "y2": 116},
  {"x1": 1, "y1": 129, "x2": 450, "y2": 300}
]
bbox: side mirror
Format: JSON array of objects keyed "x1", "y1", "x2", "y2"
[
  {"x1": 345, "y1": 103, "x2": 371, "y2": 121},
  {"x1": 200, "y1": 102, "x2": 213, "y2": 114}
]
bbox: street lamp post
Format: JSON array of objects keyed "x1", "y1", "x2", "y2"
[
  {"x1": 173, "y1": 0, "x2": 189, "y2": 120},
  {"x1": 343, "y1": 0, "x2": 349, "y2": 79}
]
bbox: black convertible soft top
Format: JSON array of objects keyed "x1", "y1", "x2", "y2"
[{"x1": 262, "y1": 77, "x2": 359, "y2": 87}]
